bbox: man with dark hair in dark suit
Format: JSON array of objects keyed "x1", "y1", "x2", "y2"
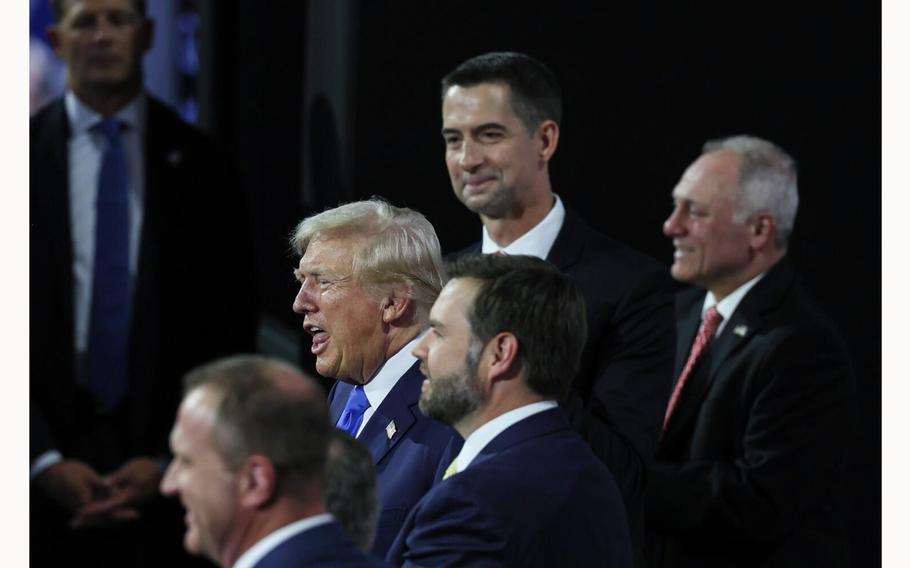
[
  {"x1": 646, "y1": 135, "x2": 854, "y2": 567},
  {"x1": 387, "y1": 254, "x2": 632, "y2": 567},
  {"x1": 440, "y1": 51, "x2": 676, "y2": 564},
  {"x1": 30, "y1": 0, "x2": 257, "y2": 565}
]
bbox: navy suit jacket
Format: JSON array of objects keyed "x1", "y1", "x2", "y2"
[
  {"x1": 645, "y1": 259, "x2": 854, "y2": 568},
  {"x1": 251, "y1": 520, "x2": 387, "y2": 568},
  {"x1": 457, "y1": 208, "x2": 676, "y2": 562},
  {"x1": 328, "y1": 360, "x2": 461, "y2": 558},
  {"x1": 387, "y1": 407, "x2": 633, "y2": 568}
]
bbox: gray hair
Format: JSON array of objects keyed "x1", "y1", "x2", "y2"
[
  {"x1": 290, "y1": 198, "x2": 444, "y2": 323},
  {"x1": 703, "y1": 135, "x2": 799, "y2": 247}
]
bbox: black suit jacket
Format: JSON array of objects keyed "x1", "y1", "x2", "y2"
[
  {"x1": 251, "y1": 520, "x2": 387, "y2": 568},
  {"x1": 30, "y1": 96, "x2": 258, "y2": 467},
  {"x1": 458, "y1": 209, "x2": 676, "y2": 563},
  {"x1": 645, "y1": 258, "x2": 854, "y2": 568}
]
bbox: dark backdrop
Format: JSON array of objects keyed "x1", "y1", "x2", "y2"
[{"x1": 206, "y1": 1, "x2": 880, "y2": 563}]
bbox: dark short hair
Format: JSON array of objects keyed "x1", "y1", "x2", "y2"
[
  {"x1": 441, "y1": 51, "x2": 562, "y2": 132},
  {"x1": 325, "y1": 431, "x2": 379, "y2": 551},
  {"x1": 445, "y1": 254, "x2": 586, "y2": 399},
  {"x1": 52, "y1": 0, "x2": 147, "y2": 21},
  {"x1": 184, "y1": 355, "x2": 331, "y2": 485}
]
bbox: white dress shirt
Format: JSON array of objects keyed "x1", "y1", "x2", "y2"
[
  {"x1": 232, "y1": 513, "x2": 334, "y2": 568},
  {"x1": 701, "y1": 272, "x2": 766, "y2": 336},
  {"x1": 449, "y1": 400, "x2": 558, "y2": 474},
  {"x1": 357, "y1": 335, "x2": 423, "y2": 437},
  {"x1": 481, "y1": 194, "x2": 565, "y2": 259},
  {"x1": 66, "y1": 90, "x2": 146, "y2": 354}
]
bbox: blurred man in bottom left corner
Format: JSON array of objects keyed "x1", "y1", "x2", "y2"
[{"x1": 160, "y1": 355, "x2": 386, "y2": 568}]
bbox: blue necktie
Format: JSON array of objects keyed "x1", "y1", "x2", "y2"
[
  {"x1": 336, "y1": 386, "x2": 370, "y2": 438},
  {"x1": 88, "y1": 117, "x2": 131, "y2": 412}
]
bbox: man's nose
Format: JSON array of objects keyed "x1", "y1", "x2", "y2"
[
  {"x1": 293, "y1": 284, "x2": 314, "y2": 314},
  {"x1": 459, "y1": 139, "x2": 484, "y2": 171}
]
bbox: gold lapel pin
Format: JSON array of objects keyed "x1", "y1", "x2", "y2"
[
  {"x1": 733, "y1": 325, "x2": 749, "y2": 337},
  {"x1": 386, "y1": 420, "x2": 397, "y2": 440}
]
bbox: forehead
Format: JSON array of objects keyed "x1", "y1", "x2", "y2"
[
  {"x1": 672, "y1": 151, "x2": 741, "y2": 204},
  {"x1": 173, "y1": 387, "x2": 220, "y2": 448},
  {"x1": 298, "y1": 234, "x2": 359, "y2": 270},
  {"x1": 432, "y1": 278, "x2": 480, "y2": 322},
  {"x1": 62, "y1": 0, "x2": 140, "y2": 17},
  {"x1": 442, "y1": 83, "x2": 520, "y2": 127}
]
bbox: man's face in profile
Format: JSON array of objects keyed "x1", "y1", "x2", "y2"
[
  {"x1": 663, "y1": 151, "x2": 754, "y2": 295},
  {"x1": 414, "y1": 277, "x2": 485, "y2": 427},
  {"x1": 292, "y1": 234, "x2": 390, "y2": 384},
  {"x1": 160, "y1": 387, "x2": 238, "y2": 565},
  {"x1": 442, "y1": 83, "x2": 543, "y2": 219}
]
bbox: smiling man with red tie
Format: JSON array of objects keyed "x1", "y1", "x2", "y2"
[{"x1": 646, "y1": 135, "x2": 855, "y2": 568}]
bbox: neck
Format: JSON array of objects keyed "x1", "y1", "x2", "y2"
[
  {"x1": 482, "y1": 188, "x2": 555, "y2": 248},
  {"x1": 455, "y1": 390, "x2": 545, "y2": 439},
  {"x1": 71, "y1": 80, "x2": 142, "y2": 117},
  {"x1": 360, "y1": 324, "x2": 421, "y2": 385},
  {"x1": 222, "y1": 500, "x2": 327, "y2": 568},
  {"x1": 710, "y1": 249, "x2": 785, "y2": 302}
]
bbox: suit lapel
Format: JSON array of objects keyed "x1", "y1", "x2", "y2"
[
  {"x1": 545, "y1": 208, "x2": 585, "y2": 270},
  {"x1": 471, "y1": 408, "x2": 569, "y2": 469},
  {"x1": 663, "y1": 261, "x2": 797, "y2": 444},
  {"x1": 355, "y1": 361, "x2": 423, "y2": 465}
]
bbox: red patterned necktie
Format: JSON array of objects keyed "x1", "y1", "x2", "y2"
[{"x1": 662, "y1": 306, "x2": 723, "y2": 433}]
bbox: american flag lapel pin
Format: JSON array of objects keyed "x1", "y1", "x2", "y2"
[
  {"x1": 386, "y1": 420, "x2": 397, "y2": 439},
  {"x1": 733, "y1": 325, "x2": 748, "y2": 337}
]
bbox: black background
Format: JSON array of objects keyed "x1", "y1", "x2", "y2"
[{"x1": 208, "y1": 1, "x2": 880, "y2": 563}]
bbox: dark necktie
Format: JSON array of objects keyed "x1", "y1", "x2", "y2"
[
  {"x1": 88, "y1": 117, "x2": 131, "y2": 412},
  {"x1": 336, "y1": 385, "x2": 370, "y2": 438},
  {"x1": 662, "y1": 306, "x2": 723, "y2": 433}
]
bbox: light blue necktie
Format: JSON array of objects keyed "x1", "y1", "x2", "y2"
[
  {"x1": 336, "y1": 386, "x2": 370, "y2": 437},
  {"x1": 88, "y1": 117, "x2": 131, "y2": 412}
]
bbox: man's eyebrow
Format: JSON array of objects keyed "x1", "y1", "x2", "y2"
[
  {"x1": 473, "y1": 122, "x2": 506, "y2": 132},
  {"x1": 428, "y1": 318, "x2": 446, "y2": 331}
]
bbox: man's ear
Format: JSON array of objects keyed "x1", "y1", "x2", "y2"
[
  {"x1": 536, "y1": 120, "x2": 560, "y2": 165},
  {"x1": 381, "y1": 288, "x2": 413, "y2": 324},
  {"x1": 749, "y1": 213, "x2": 777, "y2": 250},
  {"x1": 237, "y1": 455, "x2": 277, "y2": 509},
  {"x1": 486, "y1": 332, "x2": 520, "y2": 384}
]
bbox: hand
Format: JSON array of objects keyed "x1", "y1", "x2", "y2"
[
  {"x1": 70, "y1": 457, "x2": 162, "y2": 528},
  {"x1": 34, "y1": 460, "x2": 109, "y2": 514}
]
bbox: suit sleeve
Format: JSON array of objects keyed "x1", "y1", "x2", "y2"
[
  {"x1": 645, "y1": 325, "x2": 854, "y2": 539},
  {"x1": 566, "y1": 262, "x2": 676, "y2": 500},
  {"x1": 398, "y1": 481, "x2": 508, "y2": 568}
]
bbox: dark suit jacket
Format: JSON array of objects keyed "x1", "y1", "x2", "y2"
[
  {"x1": 328, "y1": 360, "x2": 461, "y2": 559},
  {"x1": 645, "y1": 258, "x2": 854, "y2": 568},
  {"x1": 458, "y1": 208, "x2": 676, "y2": 561},
  {"x1": 30, "y1": 96, "x2": 258, "y2": 467},
  {"x1": 387, "y1": 407, "x2": 633, "y2": 567},
  {"x1": 252, "y1": 520, "x2": 387, "y2": 568}
]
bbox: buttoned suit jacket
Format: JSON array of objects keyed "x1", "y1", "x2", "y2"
[
  {"x1": 251, "y1": 520, "x2": 388, "y2": 568},
  {"x1": 386, "y1": 407, "x2": 633, "y2": 568},
  {"x1": 327, "y1": 360, "x2": 461, "y2": 559},
  {"x1": 457, "y1": 208, "x2": 676, "y2": 561},
  {"x1": 644, "y1": 258, "x2": 854, "y2": 568},
  {"x1": 30, "y1": 96, "x2": 258, "y2": 466}
]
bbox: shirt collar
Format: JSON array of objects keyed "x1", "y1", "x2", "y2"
[
  {"x1": 701, "y1": 272, "x2": 766, "y2": 334},
  {"x1": 231, "y1": 513, "x2": 334, "y2": 568},
  {"x1": 481, "y1": 194, "x2": 565, "y2": 259},
  {"x1": 451, "y1": 400, "x2": 557, "y2": 473},
  {"x1": 362, "y1": 334, "x2": 422, "y2": 408},
  {"x1": 65, "y1": 90, "x2": 145, "y2": 135}
]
